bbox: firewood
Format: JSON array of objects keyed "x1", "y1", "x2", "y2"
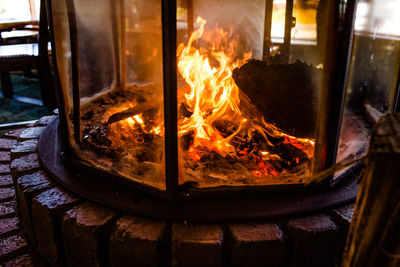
[
  {"x1": 342, "y1": 114, "x2": 400, "y2": 267},
  {"x1": 232, "y1": 59, "x2": 322, "y2": 138},
  {"x1": 107, "y1": 98, "x2": 162, "y2": 124}
]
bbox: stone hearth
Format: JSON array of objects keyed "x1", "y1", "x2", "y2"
[{"x1": 0, "y1": 115, "x2": 355, "y2": 266}]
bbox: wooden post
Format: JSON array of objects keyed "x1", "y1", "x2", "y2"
[{"x1": 342, "y1": 114, "x2": 400, "y2": 267}]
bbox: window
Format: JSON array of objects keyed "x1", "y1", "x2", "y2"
[{"x1": 0, "y1": 0, "x2": 39, "y2": 21}]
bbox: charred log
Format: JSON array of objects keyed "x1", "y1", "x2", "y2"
[
  {"x1": 180, "y1": 131, "x2": 194, "y2": 151},
  {"x1": 270, "y1": 143, "x2": 309, "y2": 169},
  {"x1": 107, "y1": 98, "x2": 162, "y2": 124},
  {"x1": 81, "y1": 126, "x2": 120, "y2": 157},
  {"x1": 232, "y1": 59, "x2": 322, "y2": 137},
  {"x1": 179, "y1": 103, "x2": 193, "y2": 118}
]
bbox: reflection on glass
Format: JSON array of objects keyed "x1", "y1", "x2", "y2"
[
  {"x1": 336, "y1": 0, "x2": 400, "y2": 166},
  {"x1": 271, "y1": 0, "x2": 287, "y2": 42},
  {"x1": 125, "y1": 0, "x2": 163, "y2": 85},
  {"x1": 74, "y1": 0, "x2": 115, "y2": 100}
]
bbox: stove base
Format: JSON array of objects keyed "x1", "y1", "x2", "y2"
[
  {"x1": 9, "y1": 115, "x2": 356, "y2": 266},
  {"x1": 38, "y1": 117, "x2": 359, "y2": 221}
]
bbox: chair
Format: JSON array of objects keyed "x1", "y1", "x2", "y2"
[{"x1": 0, "y1": 0, "x2": 56, "y2": 110}]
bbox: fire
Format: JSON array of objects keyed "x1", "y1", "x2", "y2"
[
  {"x1": 177, "y1": 17, "x2": 251, "y2": 156},
  {"x1": 175, "y1": 16, "x2": 315, "y2": 179},
  {"x1": 110, "y1": 16, "x2": 315, "y2": 184}
]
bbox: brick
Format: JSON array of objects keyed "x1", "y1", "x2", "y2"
[
  {"x1": 62, "y1": 202, "x2": 118, "y2": 267},
  {"x1": 10, "y1": 153, "x2": 40, "y2": 178},
  {"x1": 0, "y1": 139, "x2": 17, "y2": 151},
  {"x1": 11, "y1": 140, "x2": 38, "y2": 157},
  {"x1": 0, "y1": 217, "x2": 20, "y2": 237},
  {"x1": 4, "y1": 128, "x2": 25, "y2": 139},
  {"x1": 0, "y1": 200, "x2": 17, "y2": 218},
  {"x1": 286, "y1": 214, "x2": 342, "y2": 267},
  {"x1": 0, "y1": 175, "x2": 13, "y2": 188},
  {"x1": 32, "y1": 187, "x2": 79, "y2": 264},
  {"x1": 34, "y1": 115, "x2": 56, "y2": 127},
  {"x1": 230, "y1": 223, "x2": 285, "y2": 267},
  {"x1": 0, "y1": 164, "x2": 10, "y2": 175},
  {"x1": 15, "y1": 171, "x2": 54, "y2": 243},
  {"x1": 3, "y1": 254, "x2": 33, "y2": 267},
  {"x1": 0, "y1": 188, "x2": 15, "y2": 202},
  {"x1": 0, "y1": 234, "x2": 28, "y2": 262},
  {"x1": 172, "y1": 223, "x2": 223, "y2": 267},
  {"x1": 0, "y1": 151, "x2": 10, "y2": 163},
  {"x1": 110, "y1": 215, "x2": 166, "y2": 267},
  {"x1": 18, "y1": 127, "x2": 46, "y2": 141}
]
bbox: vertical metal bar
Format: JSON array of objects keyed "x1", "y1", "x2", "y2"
[
  {"x1": 314, "y1": 0, "x2": 357, "y2": 185},
  {"x1": 38, "y1": 0, "x2": 57, "y2": 111},
  {"x1": 120, "y1": 0, "x2": 126, "y2": 89},
  {"x1": 110, "y1": 0, "x2": 122, "y2": 90},
  {"x1": 66, "y1": 0, "x2": 81, "y2": 144},
  {"x1": 44, "y1": 0, "x2": 70, "y2": 153},
  {"x1": 282, "y1": 0, "x2": 294, "y2": 63},
  {"x1": 110, "y1": 0, "x2": 126, "y2": 90},
  {"x1": 187, "y1": 0, "x2": 194, "y2": 37},
  {"x1": 162, "y1": 0, "x2": 178, "y2": 199},
  {"x1": 262, "y1": 0, "x2": 273, "y2": 61}
]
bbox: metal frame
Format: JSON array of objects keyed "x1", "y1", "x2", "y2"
[
  {"x1": 262, "y1": 0, "x2": 273, "y2": 61},
  {"x1": 46, "y1": 0, "x2": 360, "y2": 202},
  {"x1": 45, "y1": 0, "x2": 71, "y2": 157},
  {"x1": 187, "y1": 0, "x2": 194, "y2": 36},
  {"x1": 316, "y1": 0, "x2": 358, "y2": 186},
  {"x1": 282, "y1": 0, "x2": 294, "y2": 63},
  {"x1": 162, "y1": 0, "x2": 179, "y2": 199},
  {"x1": 65, "y1": 0, "x2": 81, "y2": 145}
]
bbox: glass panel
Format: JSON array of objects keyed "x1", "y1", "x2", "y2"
[
  {"x1": 336, "y1": 0, "x2": 400, "y2": 166},
  {"x1": 51, "y1": 0, "x2": 166, "y2": 190},
  {"x1": 73, "y1": 0, "x2": 116, "y2": 100},
  {"x1": 291, "y1": 0, "x2": 317, "y2": 43},
  {"x1": 289, "y1": 0, "x2": 319, "y2": 65},
  {"x1": 271, "y1": 0, "x2": 286, "y2": 42},
  {"x1": 176, "y1": 0, "x2": 324, "y2": 188},
  {"x1": 125, "y1": 0, "x2": 163, "y2": 86}
]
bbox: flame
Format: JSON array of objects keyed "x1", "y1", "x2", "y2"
[
  {"x1": 113, "y1": 16, "x2": 315, "y2": 181},
  {"x1": 177, "y1": 17, "x2": 252, "y2": 156},
  {"x1": 175, "y1": 16, "x2": 315, "y2": 178}
]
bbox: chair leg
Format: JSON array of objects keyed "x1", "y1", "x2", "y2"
[{"x1": 1, "y1": 72, "x2": 13, "y2": 98}]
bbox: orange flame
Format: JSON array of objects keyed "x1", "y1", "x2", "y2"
[
  {"x1": 175, "y1": 17, "x2": 315, "y2": 178},
  {"x1": 177, "y1": 17, "x2": 252, "y2": 156},
  {"x1": 115, "y1": 16, "x2": 315, "y2": 180}
]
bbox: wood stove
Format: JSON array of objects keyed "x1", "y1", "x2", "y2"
[{"x1": 38, "y1": 0, "x2": 392, "y2": 220}]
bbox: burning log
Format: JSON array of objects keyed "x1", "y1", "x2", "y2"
[
  {"x1": 107, "y1": 98, "x2": 162, "y2": 124},
  {"x1": 232, "y1": 59, "x2": 322, "y2": 138}
]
